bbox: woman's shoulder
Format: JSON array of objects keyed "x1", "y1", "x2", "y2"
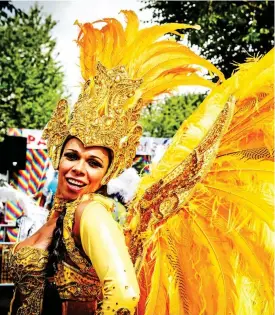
[
  {"x1": 79, "y1": 194, "x2": 127, "y2": 226},
  {"x1": 72, "y1": 193, "x2": 116, "y2": 238},
  {"x1": 78, "y1": 193, "x2": 115, "y2": 212}
]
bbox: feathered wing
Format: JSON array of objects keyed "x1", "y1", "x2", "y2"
[{"x1": 125, "y1": 49, "x2": 274, "y2": 315}]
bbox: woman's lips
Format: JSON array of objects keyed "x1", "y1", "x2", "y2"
[{"x1": 65, "y1": 178, "x2": 87, "y2": 192}]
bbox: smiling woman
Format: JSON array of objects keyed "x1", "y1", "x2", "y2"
[
  {"x1": 7, "y1": 10, "x2": 230, "y2": 315},
  {"x1": 57, "y1": 138, "x2": 110, "y2": 200},
  {"x1": 9, "y1": 135, "x2": 140, "y2": 315}
]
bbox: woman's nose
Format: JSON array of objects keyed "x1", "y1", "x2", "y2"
[{"x1": 72, "y1": 160, "x2": 86, "y2": 175}]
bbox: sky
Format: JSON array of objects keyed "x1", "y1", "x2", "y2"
[{"x1": 13, "y1": 0, "x2": 154, "y2": 103}]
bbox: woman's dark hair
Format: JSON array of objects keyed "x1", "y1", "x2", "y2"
[
  {"x1": 46, "y1": 136, "x2": 113, "y2": 277},
  {"x1": 46, "y1": 208, "x2": 66, "y2": 276}
]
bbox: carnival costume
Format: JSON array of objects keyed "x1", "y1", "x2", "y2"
[{"x1": 7, "y1": 10, "x2": 274, "y2": 315}]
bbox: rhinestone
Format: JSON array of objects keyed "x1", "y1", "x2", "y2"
[{"x1": 115, "y1": 75, "x2": 121, "y2": 82}]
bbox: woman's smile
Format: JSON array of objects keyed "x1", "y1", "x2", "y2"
[{"x1": 66, "y1": 177, "x2": 87, "y2": 187}]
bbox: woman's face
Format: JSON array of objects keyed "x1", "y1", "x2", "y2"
[{"x1": 56, "y1": 138, "x2": 110, "y2": 200}]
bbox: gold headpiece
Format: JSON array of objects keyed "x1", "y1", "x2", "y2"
[{"x1": 43, "y1": 10, "x2": 224, "y2": 184}]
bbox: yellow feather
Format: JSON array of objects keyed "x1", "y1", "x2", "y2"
[
  {"x1": 143, "y1": 237, "x2": 169, "y2": 315},
  {"x1": 120, "y1": 10, "x2": 139, "y2": 45},
  {"x1": 204, "y1": 182, "x2": 274, "y2": 228},
  {"x1": 137, "y1": 49, "x2": 224, "y2": 81},
  {"x1": 96, "y1": 18, "x2": 126, "y2": 65},
  {"x1": 120, "y1": 23, "x2": 199, "y2": 68},
  {"x1": 141, "y1": 74, "x2": 216, "y2": 101}
]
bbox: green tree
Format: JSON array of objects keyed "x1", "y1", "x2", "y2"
[
  {"x1": 141, "y1": 0, "x2": 274, "y2": 78},
  {"x1": 0, "y1": 2, "x2": 66, "y2": 132},
  {"x1": 0, "y1": 1, "x2": 24, "y2": 19},
  {"x1": 140, "y1": 94, "x2": 205, "y2": 138}
]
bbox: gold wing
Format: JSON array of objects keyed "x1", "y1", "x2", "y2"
[{"x1": 125, "y1": 49, "x2": 274, "y2": 315}]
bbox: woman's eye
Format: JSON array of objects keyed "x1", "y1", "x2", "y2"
[
  {"x1": 64, "y1": 152, "x2": 78, "y2": 160},
  {"x1": 88, "y1": 160, "x2": 102, "y2": 168}
]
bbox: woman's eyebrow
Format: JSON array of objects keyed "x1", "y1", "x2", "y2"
[{"x1": 66, "y1": 149, "x2": 79, "y2": 153}]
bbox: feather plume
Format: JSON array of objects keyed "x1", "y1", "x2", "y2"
[
  {"x1": 76, "y1": 10, "x2": 224, "y2": 108},
  {"x1": 127, "y1": 49, "x2": 274, "y2": 314}
]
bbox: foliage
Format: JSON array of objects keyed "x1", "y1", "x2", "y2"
[
  {"x1": 140, "y1": 94, "x2": 205, "y2": 138},
  {"x1": 0, "y1": 1, "x2": 24, "y2": 19},
  {"x1": 0, "y1": 2, "x2": 65, "y2": 132},
  {"x1": 141, "y1": 0, "x2": 274, "y2": 78}
]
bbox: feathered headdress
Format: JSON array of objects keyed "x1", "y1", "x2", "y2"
[{"x1": 43, "y1": 10, "x2": 224, "y2": 184}]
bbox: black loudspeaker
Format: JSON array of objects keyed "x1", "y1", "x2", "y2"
[{"x1": 0, "y1": 136, "x2": 27, "y2": 172}]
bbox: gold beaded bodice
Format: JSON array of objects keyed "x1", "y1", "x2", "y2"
[
  {"x1": 8, "y1": 194, "x2": 119, "y2": 315},
  {"x1": 54, "y1": 196, "x2": 103, "y2": 301},
  {"x1": 8, "y1": 246, "x2": 48, "y2": 315}
]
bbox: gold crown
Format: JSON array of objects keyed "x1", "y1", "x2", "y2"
[
  {"x1": 43, "y1": 63, "x2": 144, "y2": 184},
  {"x1": 43, "y1": 10, "x2": 224, "y2": 185}
]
